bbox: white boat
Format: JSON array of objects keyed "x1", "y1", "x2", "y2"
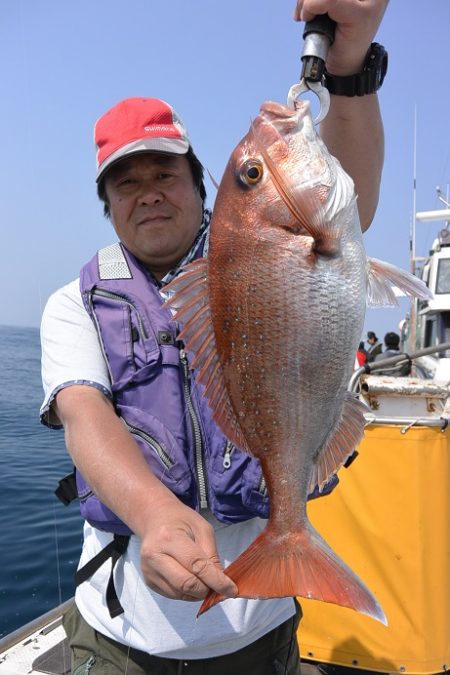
[
  {"x1": 403, "y1": 204, "x2": 450, "y2": 380},
  {"x1": 2, "y1": 206, "x2": 449, "y2": 675}
]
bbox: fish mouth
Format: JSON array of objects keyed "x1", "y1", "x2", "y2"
[
  {"x1": 251, "y1": 100, "x2": 323, "y2": 235},
  {"x1": 259, "y1": 99, "x2": 310, "y2": 120}
]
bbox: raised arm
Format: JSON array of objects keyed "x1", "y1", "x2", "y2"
[{"x1": 294, "y1": 0, "x2": 389, "y2": 231}]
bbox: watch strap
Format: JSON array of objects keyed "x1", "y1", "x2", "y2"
[{"x1": 324, "y1": 42, "x2": 388, "y2": 97}]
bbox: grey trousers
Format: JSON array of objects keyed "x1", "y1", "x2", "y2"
[{"x1": 63, "y1": 601, "x2": 302, "y2": 675}]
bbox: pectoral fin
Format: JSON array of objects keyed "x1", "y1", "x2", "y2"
[
  {"x1": 163, "y1": 259, "x2": 250, "y2": 454},
  {"x1": 366, "y1": 258, "x2": 433, "y2": 307}
]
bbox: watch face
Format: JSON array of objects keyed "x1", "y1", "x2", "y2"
[{"x1": 369, "y1": 43, "x2": 388, "y2": 89}]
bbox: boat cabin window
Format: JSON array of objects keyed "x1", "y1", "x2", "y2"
[
  {"x1": 436, "y1": 258, "x2": 450, "y2": 293},
  {"x1": 424, "y1": 312, "x2": 450, "y2": 355},
  {"x1": 424, "y1": 317, "x2": 437, "y2": 347}
]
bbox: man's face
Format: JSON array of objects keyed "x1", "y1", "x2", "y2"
[{"x1": 104, "y1": 153, "x2": 203, "y2": 279}]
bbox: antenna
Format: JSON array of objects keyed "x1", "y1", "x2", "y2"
[
  {"x1": 410, "y1": 107, "x2": 417, "y2": 275},
  {"x1": 409, "y1": 106, "x2": 418, "y2": 350}
]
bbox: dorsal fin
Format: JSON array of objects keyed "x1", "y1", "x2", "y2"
[{"x1": 164, "y1": 259, "x2": 250, "y2": 453}]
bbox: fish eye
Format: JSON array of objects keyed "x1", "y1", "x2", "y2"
[{"x1": 239, "y1": 160, "x2": 263, "y2": 186}]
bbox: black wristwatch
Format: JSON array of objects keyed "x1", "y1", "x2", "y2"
[{"x1": 324, "y1": 43, "x2": 388, "y2": 96}]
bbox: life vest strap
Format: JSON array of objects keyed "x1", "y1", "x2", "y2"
[{"x1": 75, "y1": 534, "x2": 130, "y2": 618}]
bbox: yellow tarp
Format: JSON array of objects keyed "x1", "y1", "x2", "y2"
[{"x1": 298, "y1": 425, "x2": 450, "y2": 674}]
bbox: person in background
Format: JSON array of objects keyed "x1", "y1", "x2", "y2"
[
  {"x1": 367, "y1": 331, "x2": 383, "y2": 361},
  {"x1": 374, "y1": 332, "x2": 411, "y2": 377},
  {"x1": 40, "y1": 1, "x2": 389, "y2": 672},
  {"x1": 355, "y1": 341, "x2": 369, "y2": 368}
]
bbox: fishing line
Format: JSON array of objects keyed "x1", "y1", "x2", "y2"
[
  {"x1": 52, "y1": 501, "x2": 71, "y2": 672},
  {"x1": 122, "y1": 564, "x2": 143, "y2": 675},
  {"x1": 52, "y1": 503, "x2": 63, "y2": 614}
]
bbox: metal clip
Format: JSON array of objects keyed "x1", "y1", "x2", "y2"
[
  {"x1": 287, "y1": 14, "x2": 335, "y2": 124},
  {"x1": 287, "y1": 79, "x2": 330, "y2": 124}
]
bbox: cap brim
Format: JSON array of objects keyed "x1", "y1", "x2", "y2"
[{"x1": 96, "y1": 136, "x2": 190, "y2": 182}]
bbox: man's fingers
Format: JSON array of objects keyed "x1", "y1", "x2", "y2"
[
  {"x1": 293, "y1": 0, "x2": 331, "y2": 23},
  {"x1": 141, "y1": 536, "x2": 238, "y2": 600},
  {"x1": 183, "y1": 527, "x2": 238, "y2": 597},
  {"x1": 143, "y1": 557, "x2": 211, "y2": 600},
  {"x1": 189, "y1": 553, "x2": 237, "y2": 598}
]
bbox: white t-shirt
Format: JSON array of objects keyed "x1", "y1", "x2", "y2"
[{"x1": 40, "y1": 278, "x2": 295, "y2": 658}]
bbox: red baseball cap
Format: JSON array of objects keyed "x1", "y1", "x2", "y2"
[{"x1": 94, "y1": 97, "x2": 191, "y2": 182}]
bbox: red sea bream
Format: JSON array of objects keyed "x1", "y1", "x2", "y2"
[{"x1": 164, "y1": 100, "x2": 432, "y2": 623}]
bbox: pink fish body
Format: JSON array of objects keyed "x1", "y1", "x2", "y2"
[{"x1": 165, "y1": 101, "x2": 431, "y2": 623}]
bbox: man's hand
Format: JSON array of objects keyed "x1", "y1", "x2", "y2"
[
  {"x1": 293, "y1": 0, "x2": 389, "y2": 75},
  {"x1": 137, "y1": 498, "x2": 238, "y2": 601}
]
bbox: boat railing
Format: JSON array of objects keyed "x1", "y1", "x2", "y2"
[
  {"x1": 362, "y1": 414, "x2": 449, "y2": 431},
  {"x1": 348, "y1": 341, "x2": 450, "y2": 430},
  {"x1": 0, "y1": 598, "x2": 73, "y2": 657},
  {"x1": 348, "y1": 341, "x2": 450, "y2": 393}
]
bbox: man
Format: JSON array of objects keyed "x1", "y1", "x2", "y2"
[
  {"x1": 41, "y1": 2, "x2": 389, "y2": 672},
  {"x1": 367, "y1": 331, "x2": 383, "y2": 361},
  {"x1": 374, "y1": 332, "x2": 412, "y2": 376}
]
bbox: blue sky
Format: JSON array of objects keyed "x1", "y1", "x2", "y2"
[{"x1": 2, "y1": 0, "x2": 450, "y2": 345}]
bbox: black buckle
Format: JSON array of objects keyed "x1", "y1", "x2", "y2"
[
  {"x1": 55, "y1": 471, "x2": 78, "y2": 506},
  {"x1": 157, "y1": 330, "x2": 175, "y2": 345}
]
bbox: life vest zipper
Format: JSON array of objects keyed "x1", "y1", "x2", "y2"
[
  {"x1": 123, "y1": 421, "x2": 174, "y2": 470},
  {"x1": 90, "y1": 289, "x2": 149, "y2": 339},
  {"x1": 223, "y1": 440, "x2": 267, "y2": 495},
  {"x1": 259, "y1": 474, "x2": 267, "y2": 495},
  {"x1": 223, "y1": 440, "x2": 235, "y2": 468},
  {"x1": 179, "y1": 348, "x2": 208, "y2": 509}
]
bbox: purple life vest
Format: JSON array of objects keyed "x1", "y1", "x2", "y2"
[{"x1": 78, "y1": 242, "x2": 270, "y2": 534}]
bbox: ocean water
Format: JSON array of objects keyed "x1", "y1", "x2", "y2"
[{"x1": 0, "y1": 324, "x2": 83, "y2": 639}]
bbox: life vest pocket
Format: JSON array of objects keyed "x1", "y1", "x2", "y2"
[
  {"x1": 88, "y1": 289, "x2": 160, "y2": 382},
  {"x1": 119, "y1": 405, "x2": 194, "y2": 497}
]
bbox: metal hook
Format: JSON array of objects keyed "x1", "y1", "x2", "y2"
[{"x1": 287, "y1": 79, "x2": 330, "y2": 125}]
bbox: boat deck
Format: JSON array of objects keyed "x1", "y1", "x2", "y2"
[{"x1": 0, "y1": 603, "x2": 402, "y2": 675}]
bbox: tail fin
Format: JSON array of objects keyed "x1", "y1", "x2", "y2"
[{"x1": 198, "y1": 522, "x2": 387, "y2": 625}]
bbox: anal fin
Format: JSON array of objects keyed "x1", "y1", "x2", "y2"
[{"x1": 308, "y1": 393, "x2": 368, "y2": 495}]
